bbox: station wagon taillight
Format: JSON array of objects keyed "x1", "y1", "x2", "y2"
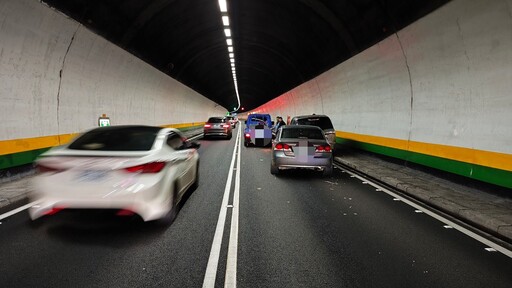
[
  {"x1": 315, "y1": 145, "x2": 332, "y2": 153},
  {"x1": 223, "y1": 124, "x2": 230, "y2": 128},
  {"x1": 204, "y1": 124, "x2": 211, "y2": 128},
  {"x1": 124, "y1": 162, "x2": 166, "y2": 173}
]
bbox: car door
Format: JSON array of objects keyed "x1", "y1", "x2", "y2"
[{"x1": 166, "y1": 132, "x2": 195, "y2": 195}]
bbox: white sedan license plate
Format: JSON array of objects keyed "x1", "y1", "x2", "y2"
[{"x1": 76, "y1": 170, "x2": 108, "y2": 182}]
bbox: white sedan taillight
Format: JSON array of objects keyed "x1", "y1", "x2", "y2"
[
  {"x1": 124, "y1": 162, "x2": 166, "y2": 173},
  {"x1": 36, "y1": 164, "x2": 64, "y2": 174}
]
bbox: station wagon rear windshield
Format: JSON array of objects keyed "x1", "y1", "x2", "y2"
[
  {"x1": 296, "y1": 117, "x2": 333, "y2": 130},
  {"x1": 281, "y1": 128, "x2": 324, "y2": 139},
  {"x1": 208, "y1": 117, "x2": 225, "y2": 123},
  {"x1": 68, "y1": 126, "x2": 160, "y2": 151}
]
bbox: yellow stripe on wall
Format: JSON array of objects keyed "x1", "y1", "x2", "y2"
[
  {"x1": 162, "y1": 122, "x2": 205, "y2": 129},
  {"x1": 336, "y1": 131, "x2": 512, "y2": 172},
  {"x1": 0, "y1": 122, "x2": 204, "y2": 156},
  {"x1": 0, "y1": 133, "x2": 78, "y2": 155}
]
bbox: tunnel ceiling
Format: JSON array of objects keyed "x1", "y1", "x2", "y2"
[{"x1": 43, "y1": 0, "x2": 450, "y2": 112}]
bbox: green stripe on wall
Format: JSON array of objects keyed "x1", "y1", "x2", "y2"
[
  {"x1": 176, "y1": 125, "x2": 204, "y2": 132},
  {"x1": 0, "y1": 147, "x2": 50, "y2": 170},
  {"x1": 338, "y1": 138, "x2": 512, "y2": 189}
]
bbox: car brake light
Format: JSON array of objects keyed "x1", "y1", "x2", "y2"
[
  {"x1": 222, "y1": 124, "x2": 230, "y2": 128},
  {"x1": 36, "y1": 164, "x2": 63, "y2": 173},
  {"x1": 116, "y1": 209, "x2": 135, "y2": 216},
  {"x1": 124, "y1": 162, "x2": 166, "y2": 173},
  {"x1": 44, "y1": 207, "x2": 64, "y2": 215},
  {"x1": 274, "y1": 143, "x2": 292, "y2": 151},
  {"x1": 204, "y1": 124, "x2": 211, "y2": 128},
  {"x1": 315, "y1": 145, "x2": 332, "y2": 152}
]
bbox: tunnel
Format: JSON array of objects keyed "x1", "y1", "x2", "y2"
[
  {"x1": 1, "y1": 1, "x2": 512, "y2": 287},
  {"x1": 1, "y1": 0, "x2": 511, "y2": 189}
]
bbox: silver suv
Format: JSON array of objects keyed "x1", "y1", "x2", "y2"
[{"x1": 289, "y1": 114, "x2": 336, "y2": 148}]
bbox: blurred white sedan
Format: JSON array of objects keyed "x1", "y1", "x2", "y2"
[{"x1": 29, "y1": 125, "x2": 200, "y2": 224}]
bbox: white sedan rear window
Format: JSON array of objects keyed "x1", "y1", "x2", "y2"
[{"x1": 68, "y1": 127, "x2": 159, "y2": 151}]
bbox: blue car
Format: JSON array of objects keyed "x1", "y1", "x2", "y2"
[{"x1": 244, "y1": 113, "x2": 273, "y2": 147}]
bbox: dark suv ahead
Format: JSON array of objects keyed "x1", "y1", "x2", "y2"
[
  {"x1": 203, "y1": 117, "x2": 232, "y2": 139},
  {"x1": 289, "y1": 114, "x2": 335, "y2": 148}
]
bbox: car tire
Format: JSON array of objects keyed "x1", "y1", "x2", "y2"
[
  {"x1": 28, "y1": 217, "x2": 46, "y2": 229},
  {"x1": 227, "y1": 133, "x2": 232, "y2": 140},
  {"x1": 270, "y1": 162, "x2": 279, "y2": 175},
  {"x1": 323, "y1": 165, "x2": 333, "y2": 177},
  {"x1": 190, "y1": 161, "x2": 199, "y2": 191},
  {"x1": 156, "y1": 183, "x2": 178, "y2": 226}
]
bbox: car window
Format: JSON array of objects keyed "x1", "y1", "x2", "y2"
[
  {"x1": 68, "y1": 127, "x2": 160, "y2": 151},
  {"x1": 208, "y1": 117, "x2": 225, "y2": 123},
  {"x1": 249, "y1": 117, "x2": 267, "y2": 125},
  {"x1": 295, "y1": 117, "x2": 333, "y2": 130},
  {"x1": 281, "y1": 128, "x2": 324, "y2": 139}
]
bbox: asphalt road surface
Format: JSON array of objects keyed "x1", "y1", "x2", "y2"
[{"x1": 0, "y1": 125, "x2": 511, "y2": 287}]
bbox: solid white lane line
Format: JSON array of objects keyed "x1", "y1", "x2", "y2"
[
  {"x1": 0, "y1": 201, "x2": 39, "y2": 221},
  {"x1": 339, "y1": 166, "x2": 512, "y2": 258},
  {"x1": 203, "y1": 128, "x2": 241, "y2": 288},
  {"x1": 225, "y1": 133, "x2": 241, "y2": 288}
]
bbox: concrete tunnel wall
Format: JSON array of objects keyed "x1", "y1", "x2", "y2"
[
  {"x1": 0, "y1": 0, "x2": 227, "y2": 170},
  {"x1": 250, "y1": 0, "x2": 512, "y2": 189}
]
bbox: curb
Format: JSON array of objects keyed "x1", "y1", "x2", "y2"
[{"x1": 334, "y1": 155, "x2": 512, "y2": 244}]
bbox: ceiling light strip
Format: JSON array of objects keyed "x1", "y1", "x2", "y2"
[{"x1": 218, "y1": 0, "x2": 240, "y2": 112}]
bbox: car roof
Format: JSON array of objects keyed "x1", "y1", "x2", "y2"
[
  {"x1": 88, "y1": 125, "x2": 164, "y2": 132},
  {"x1": 281, "y1": 124, "x2": 323, "y2": 130},
  {"x1": 83, "y1": 125, "x2": 183, "y2": 138},
  {"x1": 292, "y1": 114, "x2": 329, "y2": 119}
]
